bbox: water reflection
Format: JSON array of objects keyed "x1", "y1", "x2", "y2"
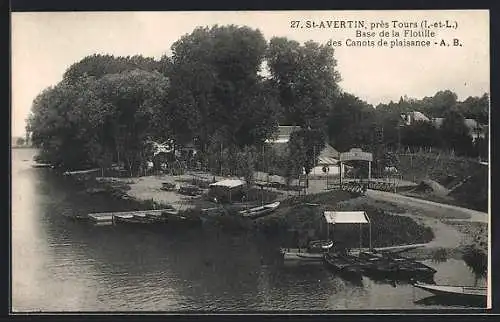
[{"x1": 415, "y1": 295, "x2": 486, "y2": 308}]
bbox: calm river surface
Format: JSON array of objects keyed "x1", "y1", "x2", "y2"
[{"x1": 11, "y1": 148, "x2": 486, "y2": 312}]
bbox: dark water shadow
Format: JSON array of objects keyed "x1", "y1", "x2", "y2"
[{"x1": 415, "y1": 295, "x2": 486, "y2": 308}]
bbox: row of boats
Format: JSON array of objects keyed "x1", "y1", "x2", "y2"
[
  {"x1": 112, "y1": 210, "x2": 199, "y2": 225},
  {"x1": 87, "y1": 200, "x2": 282, "y2": 226},
  {"x1": 280, "y1": 240, "x2": 487, "y2": 302},
  {"x1": 281, "y1": 240, "x2": 436, "y2": 283}
]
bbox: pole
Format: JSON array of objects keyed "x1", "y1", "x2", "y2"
[
  {"x1": 368, "y1": 161, "x2": 371, "y2": 182},
  {"x1": 398, "y1": 125, "x2": 401, "y2": 153},
  {"x1": 369, "y1": 222, "x2": 372, "y2": 250},
  {"x1": 339, "y1": 162, "x2": 343, "y2": 189},
  {"x1": 359, "y1": 223, "x2": 362, "y2": 250}
]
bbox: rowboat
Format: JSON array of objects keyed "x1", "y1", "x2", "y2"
[
  {"x1": 324, "y1": 253, "x2": 363, "y2": 279},
  {"x1": 160, "y1": 182, "x2": 177, "y2": 191},
  {"x1": 239, "y1": 201, "x2": 280, "y2": 219},
  {"x1": 282, "y1": 251, "x2": 324, "y2": 261},
  {"x1": 357, "y1": 251, "x2": 436, "y2": 281},
  {"x1": 178, "y1": 185, "x2": 202, "y2": 196},
  {"x1": 114, "y1": 214, "x2": 161, "y2": 224},
  {"x1": 32, "y1": 163, "x2": 52, "y2": 168},
  {"x1": 414, "y1": 282, "x2": 487, "y2": 300},
  {"x1": 385, "y1": 253, "x2": 436, "y2": 278},
  {"x1": 281, "y1": 239, "x2": 333, "y2": 262}
]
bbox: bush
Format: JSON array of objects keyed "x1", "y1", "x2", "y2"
[{"x1": 462, "y1": 245, "x2": 487, "y2": 278}]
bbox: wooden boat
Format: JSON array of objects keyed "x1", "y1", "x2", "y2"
[
  {"x1": 282, "y1": 250, "x2": 325, "y2": 261},
  {"x1": 239, "y1": 201, "x2": 280, "y2": 219},
  {"x1": 178, "y1": 185, "x2": 202, "y2": 196},
  {"x1": 356, "y1": 251, "x2": 400, "y2": 275},
  {"x1": 357, "y1": 251, "x2": 436, "y2": 281},
  {"x1": 384, "y1": 253, "x2": 436, "y2": 277},
  {"x1": 414, "y1": 282, "x2": 487, "y2": 300},
  {"x1": 324, "y1": 253, "x2": 363, "y2": 278},
  {"x1": 281, "y1": 239, "x2": 333, "y2": 262},
  {"x1": 308, "y1": 240, "x2": 334, "y2": 251},
  {"x1": 160, "y1": 182, "x2": 177, "y2": 191},
  {"x1": 32, "y1": 163, "x2": 52, "y2": 168}
]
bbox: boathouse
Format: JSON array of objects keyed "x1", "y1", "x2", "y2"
[
  {"x1": 321, "y1": 211, "x2": 372, "y2": 250},
  {"x1": 208, "y1": 179, "x2": 245, "y2": 203}
]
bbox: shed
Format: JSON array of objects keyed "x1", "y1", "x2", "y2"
[
  {"x1": 309, "y1": 143, "x2": 344, "y2": 176},
  {"x1": 208, "y1": 179, "x2": 246, "y2": 203},
  {"x1": 323, "y1": 211, "x2": 372, "y2": 249}
]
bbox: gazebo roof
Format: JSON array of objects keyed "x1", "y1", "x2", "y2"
[{"x1": 323, "y1": 211, "x2": 370, "y2": 224}]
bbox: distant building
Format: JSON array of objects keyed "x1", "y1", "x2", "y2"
[
  {"x1": 402, "y1": 112, "x2": 487, "y2": 142},
  {"x1": 264, "y1": 125, "x2": 301, "y2": 156},
  {"x1": 264, "y1": 126, "x2": 345, "y2": 176},
  {"x1": 309, "y1": 143, "x2": 345, "y2": 176},
  {"x1": 265, "y1": 125, "x2": 301, "y2": 144},
  {"x1": 401, "y1": 111, "x2": 430, "y2": 125},
  {"x1": 431, "y1": 117, "x2": 486, "y2": 141},
  {"x1": 208, "y1": 179, "x2": 246, "y2": 203}
]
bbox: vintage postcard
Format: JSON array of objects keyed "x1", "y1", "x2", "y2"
[{"x1": 11, "y1": 10, "x2": 490, "y2": 312}]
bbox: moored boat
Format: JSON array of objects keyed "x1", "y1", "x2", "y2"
[
  {"x1": 323, "y1": 253, "x2": 363, "y2": 279},
  {"x1": 32, "y1": 163, "x2": 52, "y2": 168},
  {"x1": 239, "y1": 201, "x2": 280, "y2": 219},
  {"x1": 178, "y1": 185, "x2": 201, "y2": 196},
  {"x1": 282, "y1": 250, "x2": 325, "y2": 261},
  {"x1": 413, "y1": 282, "x2": 487, "y2": 300},
  {"x1": 356, "y1": 251, "x2": 436, "y2": 281},
  {"x1": 281, "y1": 239, "x2": 333, "y2": 262}
]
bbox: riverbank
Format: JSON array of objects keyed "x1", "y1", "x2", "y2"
[
  {"x1": 337, "y1": 195, "x2": 488, "y2": 268},
  {"x1": 76, "y1": 171, "x2": 487, "y2": 267}
]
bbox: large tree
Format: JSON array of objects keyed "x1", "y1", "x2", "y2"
[
  {"x1": 28, "y1": 65, "x2": 169, "y2": 173},
  {"x1": 327, "y1": 93, "x2": 376, "y2": 152},
  {"x1": 267, "y1": 38, "x2": 341, "y2": 130},
  {"x1": 167, "y1": 25, "x2": 280, "y2": 150},
  {"x1": 63, "y1": 54, "x2": 163, "y2": 84},
  {"x1": 91, "y1": 69, "x2": 169, "y2": 175},
  {"x1": 288, "y1": 128, "x2": 326, "y2": 176},
  {"x1": 440, "y1": 109, "x2": 474, "y2": 156}
]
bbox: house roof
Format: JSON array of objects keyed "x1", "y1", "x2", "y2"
[
  {"x1": 209, "y1": 179, "x2": 245, "y2": 188},
  {"x1": 464, "y1": 118, "x2": 480, "y2": 129},
  {"x1": 317, "y1": 143, "x2": 340, "y2": 165},
  {"x1": 431, "y1": 117, "x2": 444, "y2": 127},
  {"x1": 432, "y1": 117, "x2": 484, "y2": 131},
  {"x1": 324, "y1": 211, "x2": 370, "y2": 224},
  {"x1": 411, "y1": 111, "x2": 430, "y2": 122},
  {"x1": 265, "y1": 125, "x2": 301, "y2": 143}
]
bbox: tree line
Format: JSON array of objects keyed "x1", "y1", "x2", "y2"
[{"x1": 27, "y1": 24, "x2": 488, "y2": 178}]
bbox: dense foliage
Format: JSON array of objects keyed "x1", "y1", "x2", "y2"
[{"x1": 27, "y1": 24, "x2": 488, "y2": 178}]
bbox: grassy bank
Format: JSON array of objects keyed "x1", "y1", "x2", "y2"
[
  {"x1": 254, "y1": 190, "x2": 434, "y2": 249},
  {"x1": 78, "y1": 174, "x2": 486, "y2": 265},
  {"x1": 397, "y1": 152, "x2": 488, "y2": 212}
]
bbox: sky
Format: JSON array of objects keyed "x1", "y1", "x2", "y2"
[{"x1": 11, "y1": 10, "x2": 489, "y2": 137}]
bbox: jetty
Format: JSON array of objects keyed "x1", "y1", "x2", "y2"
[
  {"x1": 32, "y1": 163, "x2": 52, "y2": 168},
  {"x1": 63, "y1": 168, "x2": 101, "y2": 176},
  {"x1": 88, "y1": 209, "x2": 178, "y2": 226}
]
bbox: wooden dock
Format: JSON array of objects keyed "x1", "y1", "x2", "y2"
[{"x1": 88, "y1": 209, "x2": 178, "y2": 225}]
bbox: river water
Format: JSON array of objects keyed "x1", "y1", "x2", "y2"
[{"x1": 11, "y1": 148, "x2": 486, "y2": 312}]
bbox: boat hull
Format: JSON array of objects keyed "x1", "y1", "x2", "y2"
[
  {"x1": 324, "y1": 254, "x2": 364, "y2": 279},
  {"x1": 240, "y1": 202, "x2": 280, "y2": 219},
  {"x1": 281, "y1": 249, "x2": 324, "y2": 262},
  {"x1": 357, "y1": 251, "x2": 436, "y2": 282},
  {"x1": 414, "y1": 283, "x2": 487, "y2": 300}
]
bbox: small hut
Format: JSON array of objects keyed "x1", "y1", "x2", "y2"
[
  {"x1": 208, "y1": 179, "x2": 245, "y2": 204},
  {"x1": 321, "y1": 211, "x2": 372, "y2": 250}
]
